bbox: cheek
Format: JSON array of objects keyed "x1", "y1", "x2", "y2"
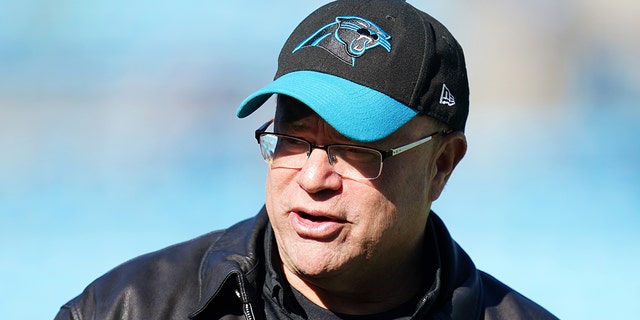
[
  {"x1": 373, "y1": 159, "x2": 432, "y2": 220},
  {"x1": 376, "y1": 164, "x2": 425, "y2": 203},
  {"x1": 265, "y1": 170, "x2": 300, "y2": 251},
  {"x1": 346, "y1": 186, "x2": 425, "y2": 261},
  {"x1": 345, "y1": 183, "x2": 398, "y2": 238},
  {"x1": 369, "y1": 170, "x2": 431, "y2": 246},
  {"x1": 265, "y1": 169, "x2": 291, "y2": 215}
]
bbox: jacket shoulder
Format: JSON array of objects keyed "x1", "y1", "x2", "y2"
[
  {"x1": 57, "y1": 229, "x2": 225, "y2": 319},
  {"x1": 479, "y1": 271, "x2": 558, "y2": 320}
]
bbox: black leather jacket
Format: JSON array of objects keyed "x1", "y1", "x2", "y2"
[{"x1": 55, "y1": 208, "x2": 557, "y2": 319}]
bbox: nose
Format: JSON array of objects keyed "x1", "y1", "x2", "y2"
[{"x1": 296, "y1": 148, "x2": 342, "y2": 194}]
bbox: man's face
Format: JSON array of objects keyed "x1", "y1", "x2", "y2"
[{"x1": 265, "y1": 98, "x2": 441, "y2": 289}]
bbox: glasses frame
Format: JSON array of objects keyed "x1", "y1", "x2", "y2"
[{"x1": 254, "y1": 119, "x2": 450, "y2": 180}]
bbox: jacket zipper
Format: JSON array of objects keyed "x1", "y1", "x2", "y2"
[
  {"x1": 235, "y1": 286, "x2": 257, "y2": 320},
  {"x1": 243, "y1": 301, "x2": 256, "y2": 320}
]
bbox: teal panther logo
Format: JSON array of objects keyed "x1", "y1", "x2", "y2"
[{"x1": 293, "y1": 16, "x2": 392, "y2": 66}]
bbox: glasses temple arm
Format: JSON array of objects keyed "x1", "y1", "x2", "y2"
[
  {"x1": 255, "y1": 119, "x2": 275, "y2": 141},
  {"x1": 387, "y1": 130, "x2": 450, "y2": 157}
]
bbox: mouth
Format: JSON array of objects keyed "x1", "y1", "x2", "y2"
[
  {"x1": 298, "y1": 211, "x2": 334, "y2": 222},
  {"x1": 290, "y1": 210, "x2": 346, "y2": 240}
]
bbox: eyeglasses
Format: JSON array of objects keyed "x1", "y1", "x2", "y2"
[{"x1": 255, "y1": 119, "x2": 449, "y2": 180}]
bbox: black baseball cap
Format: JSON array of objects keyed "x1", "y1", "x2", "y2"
[{"x1": 237, "y1": 0, "x2": 469, "y2": 142}]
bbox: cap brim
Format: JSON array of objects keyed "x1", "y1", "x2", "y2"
[{"x1": 236, "y1": 71, "x2": 418, "y2": 142}]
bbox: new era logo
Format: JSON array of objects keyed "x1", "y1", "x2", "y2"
[{"x1": 439, "y1": 84, "x2": 456, "y2": 106}]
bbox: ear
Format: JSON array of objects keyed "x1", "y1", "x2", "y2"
[{"x1": 429, "y1": 132, "x2": 467, "y2": 201}]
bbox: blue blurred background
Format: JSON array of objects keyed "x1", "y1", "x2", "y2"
[{"x1": 1, "y1": 0, "x2": 638, "y2": 318}]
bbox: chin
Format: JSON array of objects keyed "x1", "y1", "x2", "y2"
[{"x1": 286, "y1": 241, "x2": 351, "y2": 277}]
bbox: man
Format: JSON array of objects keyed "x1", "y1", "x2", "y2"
[{"x1": 56, "y1": 0, "x2": 557, "y2": 319}]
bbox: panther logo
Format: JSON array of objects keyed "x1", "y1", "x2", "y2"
[{"x1": 292, "y1": 16, "x2": 392, "y2": 66}]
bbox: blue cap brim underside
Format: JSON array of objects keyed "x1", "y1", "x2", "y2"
[{"x1": 236, "y1": 71, "x2": 418, "y2": 142}]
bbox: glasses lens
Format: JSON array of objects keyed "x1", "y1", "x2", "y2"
[
  {"x1": 259, "y1": 134, "x2": 309, "y2": 169},
  {"x1": 329, "y1": 145, "x2": 383, "y2": 180},
  {"x1": 259, "y1": 134, "x2": 277, "y2": 163},
  {"x1": 258, "y1": 133, "x2": 383, "y2": 180}
]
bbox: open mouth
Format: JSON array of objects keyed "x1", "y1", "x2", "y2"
[
  {"x1": 291, "y1": 210, "x2": 345, "y2": 240},
  {"x1": 299, "y1": 211, "x2": 333, "y2": 222}
]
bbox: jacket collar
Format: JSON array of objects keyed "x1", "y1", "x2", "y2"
[
  {"x1": 426, "y1": 212, "x2": 482, "y2": 319},
  {"x1": 190, "y1": 207, "x2": 270, "y2": 318}
]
